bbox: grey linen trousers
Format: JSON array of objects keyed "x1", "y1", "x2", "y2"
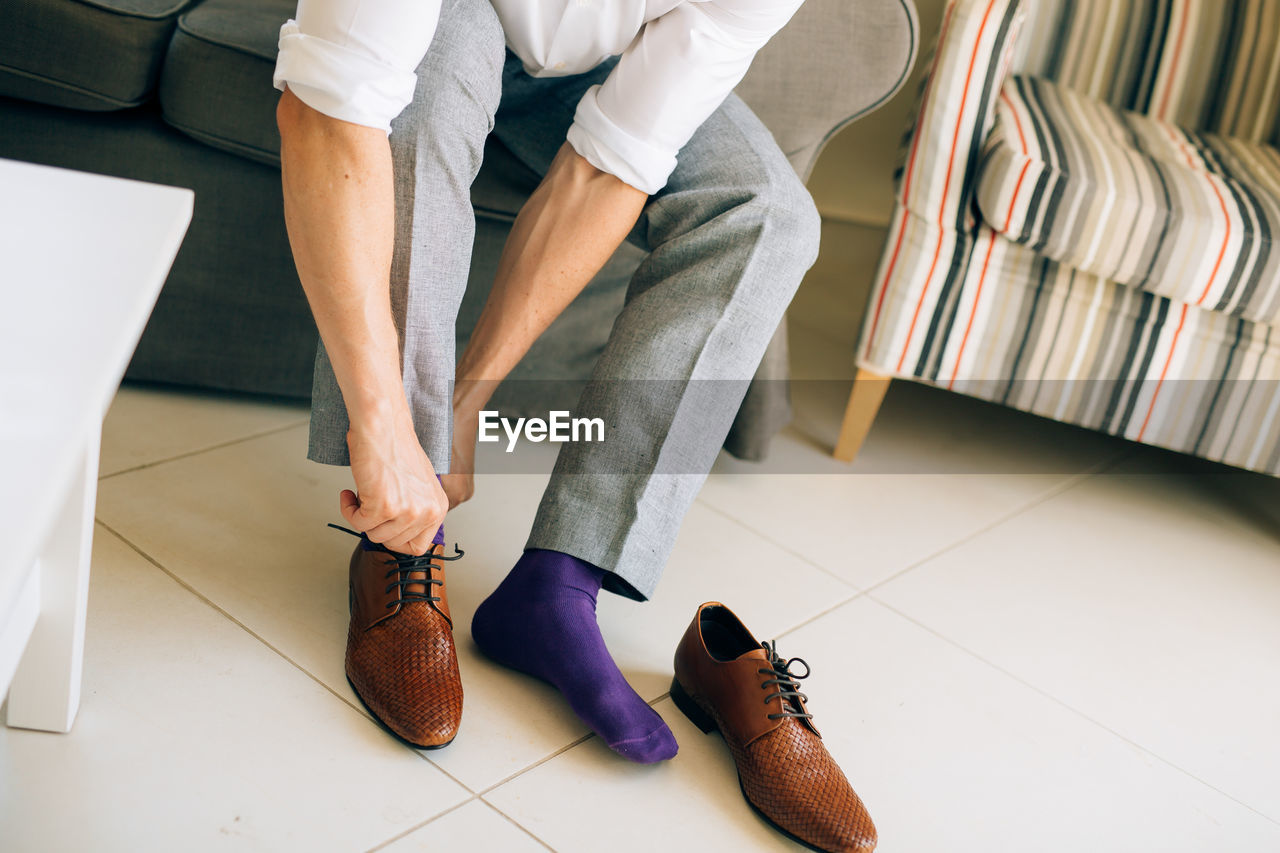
[{"x1": 307, "y1": 0, "x2": 821, "y2": 600}]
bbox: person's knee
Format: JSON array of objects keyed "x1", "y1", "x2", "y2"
[
  {"x1": 756, "y1": 168, "x2": 822, "y2": 273},
  {"x1": 730, "y1": 165, "x2": 821, "y2": 314}
]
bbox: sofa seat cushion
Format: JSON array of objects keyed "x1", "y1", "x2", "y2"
[
  {"x1": 158, "y1": 0, "x2": 292, "y2": 165},
  {"x1": 0, "y1": 0, "x2": 198, "y2": 110},
  {"x1": 977, "y1": 75, "x2": 1280, "y2": 327},
  {"x1": 156, "y1": 0, "x2": 535, "y2": 221}
]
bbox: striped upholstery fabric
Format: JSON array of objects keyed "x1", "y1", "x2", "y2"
[
  {"x1": 857, "y1": 0, "x2": 1280, "y2": 476},
  {"x1": 976, "y1": 75, "x2": 1280, "y2": 326},
  {"x1": 863, "y1": 0, "x2": 1026, "y2": 373},
  {"x1": 1013, "y1": 0, "x2": 1280, "y2": 142},
  {"x1": 861, "y1": 225, "x2": 1280, "y2": 473}
]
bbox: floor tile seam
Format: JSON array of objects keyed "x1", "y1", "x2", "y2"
[
  {"x1": 96, "y1": 511, "x2": 699, "y2": 802},
  {"x1": 363, "y1": 794, "x2": 479, "y2": 853},
  {"x1": 859, "y1": 447, "x2": 1138, "y2": 597},
  {"x1": 865, "y1": 591, "x2": 1280, "y2": 828},
  {"x1": 472, "y1": 733, "x2": 597, "y2": 798},
  {"x1": 696, "y1": 446, "x2": 1135, "y2": 598},
  {"x1": 691, "y1": 496, "x2": 863, "y2": 592},
  {"x1": 476, "y1": 797, "x2": 559, "y2": 852},
  {"x1": 769, "y1": 589, "x2": 867, "y2": 644},
  {"x1": 97, "y1": 417, "x2": 310, "y2": 480},
  {"x1": 94, "y1": 519, "x2": 478, "y2": 796}
]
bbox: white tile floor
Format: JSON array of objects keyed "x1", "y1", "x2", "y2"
[{"x1": 5, "y1": 321, "x2": 1280, "y2": 851}]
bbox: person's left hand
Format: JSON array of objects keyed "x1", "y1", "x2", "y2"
[{"x1": 440, "y1": 407, "x2": 478, "y2": 509}]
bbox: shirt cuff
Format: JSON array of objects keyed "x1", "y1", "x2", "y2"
[
  {"x1": 566, "y1": 85, "x2": 679, "y2": 195},
  {"x1": 272, "y1": 20, "x2": 417, "y2": 133}
]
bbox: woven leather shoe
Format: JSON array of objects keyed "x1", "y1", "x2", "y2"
[
  {"x1": 672, "y1": 602, "x2": 876, "y2": 852},
  {"x1": 332, "y1": 524, "x2": 464, "y2": 749}
]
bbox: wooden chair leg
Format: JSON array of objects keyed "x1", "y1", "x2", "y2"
[{"x1": 833, "y1": 368, "x2": 891, "y2": 462}]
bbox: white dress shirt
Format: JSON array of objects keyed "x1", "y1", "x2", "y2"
[{"x1": 272, "y1": 0, "x2": 804, "y2": 194}]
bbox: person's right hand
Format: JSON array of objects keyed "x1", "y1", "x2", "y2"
[{"x1": 341, "y1": 416, "x2": 447, "y2": 555}]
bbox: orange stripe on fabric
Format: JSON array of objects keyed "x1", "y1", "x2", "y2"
[
  {"x1": 864, "y1": 209, "x2": 913, "y2": 361},
  {"x1": 1157, "y1": 0, "x2": 1191, "y2": 120},
  {"x1": 1137, "y1": 302, "x2": 1188, "y2": 441},
  {"x1": 895, "y1": 0, "x2": 1001, "y2": 374},
  {"x1": 948, "y1": 231, "x2": 998, "y2": 390},
  {"x1": 862, "y1": 1, "x2": 959, "y2": 362},
  {"x1": 1003, "y1": 159, "x2": 1031, "y2": 232},
  {"x1": 1162, "y1": 123, "x2": 1232, "y2": 305},
  {"x1": 1198, "y1": 176, "x2": 1232, "y2": 305},
  {"x1": 999, "y1": 90, "x2": 1029, "y2": 154},
  {"x1": 903, "y1": 1, "x2": 958, "y2": 201}
]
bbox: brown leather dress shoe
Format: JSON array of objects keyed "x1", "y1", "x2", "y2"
[
  {"x1": 672, "y1": 602, "x2": 876, "y2": 853},
  {"x1": 334, "y1": 525, "x2": 464, "y2": 749}
]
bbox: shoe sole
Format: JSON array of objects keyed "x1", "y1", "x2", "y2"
[
  {"x1": 345, "y1": 674, "x2": 457, "y2": 752},
  {"x1": 670, "y1": 677, "x2": 861, "y2": 853}
]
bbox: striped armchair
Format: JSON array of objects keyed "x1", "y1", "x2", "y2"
[{"x1": 838, "y1": 0, "x2": 1280, "y2": 477}]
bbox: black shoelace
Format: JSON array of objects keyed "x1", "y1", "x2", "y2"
[
  {"x1": 757, "y1": 639, "x2": 813, "y2": 721},
  {"x1": 328, "y1": 523, "x2": 463, "y2": 607}
]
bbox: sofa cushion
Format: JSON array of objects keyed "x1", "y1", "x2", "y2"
[
  {"x1": 156, "y1": 0, "x2": 535, "y2": 221},
  {"x1": 0, "y1": 0, "x2": 198, "y2": 110},
  {"x1": 158, "y1": 0, "x2": 290, "y2": 165},
  {"x1": 977, "y1": 75, "x2": 1280, "y2": 327}
]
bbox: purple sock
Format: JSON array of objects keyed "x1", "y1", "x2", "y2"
[{"x1": 471, "y1": 549, "x2": 678, "y2": 764}]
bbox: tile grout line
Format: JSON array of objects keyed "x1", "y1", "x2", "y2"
[
  {"x1": 771, "y1": 589, "x2": 866, "y2": 643},
  {"x1": 858, "y1": 447, "x2": 1138, "y2": 598},
  {"x1": 474, "y1": 733, "x2": 597, "y2": 798},
  {"x1": 460, "y1": 686, "x2": 683, "y2": 801},
  {"x1": 476, "y1": 798, "x2": 558, "y2": 852},
  {"x1": 701, "y1": 438, "x2": 1131, "y2": 596},
  {"x1": 867, "y1": 592, "x2": 1280, "y2": 829},
  {"x1": 693, "y1": 497, "x2": 861, "y2": 592},
  {"x1": 94, "y1": 518, "x2": 478, "y2": 797},
  {"x1": 94, "y1": 515, "x2": 698, "y2": 812},
  {"x1": 363, "y1": 795, "x2": 479, "y2": 853},
  {"x1": 695, "y1": 446, "x2": 1133, "y2": 602},
  {"x1": 98, "y1": 417, "x2": 311, "y2": 481}
]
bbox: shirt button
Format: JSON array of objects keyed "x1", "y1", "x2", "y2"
[{"x1": 554, "y1": 61, "x2": 567, "y2": 70}]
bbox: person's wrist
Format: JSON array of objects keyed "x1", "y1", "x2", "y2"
[
  {"x1": 452, "y1": 377, "x2": 500, "y2": 419},
  {"x1": 347, "y1": 394, "x2": 414, "y2": 441}
]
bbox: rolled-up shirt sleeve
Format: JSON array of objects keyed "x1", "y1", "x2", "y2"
[
  {"x1": 273, "y1": 0, "x2": 442, "y2": 133},
  {"x1": 567, "y1": 0, "x2": 805, "y2": 194}
]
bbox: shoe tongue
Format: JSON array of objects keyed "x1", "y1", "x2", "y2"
[{"x1": 736, "y1": 647, "x2": 770, "y2": 662}]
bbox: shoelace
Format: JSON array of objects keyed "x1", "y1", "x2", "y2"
[
  {"x1": 328, "y1": 523, "x2": 464, "y2": 607},
  {"x1": 757, "y1": 639, "x2": 813, "y2": 721}
]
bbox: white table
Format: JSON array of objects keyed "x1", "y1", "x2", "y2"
[{"x1": 0, "y1": 159, "x2": 193, "y2": 733}]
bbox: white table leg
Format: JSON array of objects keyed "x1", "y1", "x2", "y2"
[{"x1": 5, "y1": 429, "x2": 99, "y2": 733}]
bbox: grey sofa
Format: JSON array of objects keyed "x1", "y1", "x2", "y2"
[{"x1": 0, "y1": 0, "x2": 917, "y2": 459}]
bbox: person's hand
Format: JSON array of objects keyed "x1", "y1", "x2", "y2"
[
  {"x1": 440, "y1": 407, "x2": 477, "y2": 509},
  {"x1": 341, "y1": 416, "x2": 447, "y2": 555}
]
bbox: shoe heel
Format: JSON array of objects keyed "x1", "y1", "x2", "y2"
[{"x1": 670, "y1": 677, "x2": 717, "y2": 734}]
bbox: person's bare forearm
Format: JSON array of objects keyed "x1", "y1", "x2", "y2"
[
  {"x1": 278, "y1": 88, "x2": 445, "y2": 553},
  {"x1": 453, "y1": 143, "x2": 647, "y2": 416},
  {"x1": 278, "y1": 88, "x2": 410, "y2": 432}
]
